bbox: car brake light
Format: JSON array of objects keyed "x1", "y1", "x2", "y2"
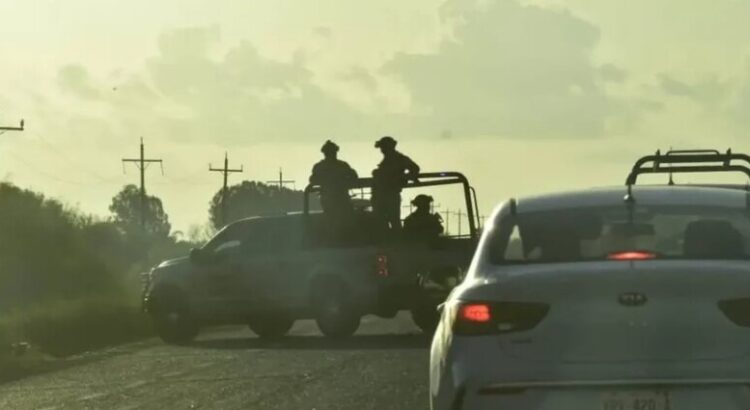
[
  {"x1": 460, "y1": 304, "x2": 491, "y2": 322},
  {"x1": 376, "y1": 254, "x2": 389, "y2": 277},
  {"x1": 607, "y1": 251, "x2": 656, "y2": 261},
  {"x1": 452, "y1": 301, "x2": 549, "y2": 336}
]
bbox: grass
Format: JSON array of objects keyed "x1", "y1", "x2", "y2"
[{"x1": 0, "y1": 296, "x2": 153, "y2": 360}]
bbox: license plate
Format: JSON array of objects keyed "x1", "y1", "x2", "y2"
[{"x1": 601, "y1": 390, "x2": 670, "y2": 410}]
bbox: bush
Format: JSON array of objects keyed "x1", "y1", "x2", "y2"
[{"x1": 9, "y1": 297, "x2": 152, "y2": 357}]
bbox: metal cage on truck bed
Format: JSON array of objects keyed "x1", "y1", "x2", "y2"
[{"x1": 303, "y1": 171, "x2": 481, "y2": 238}]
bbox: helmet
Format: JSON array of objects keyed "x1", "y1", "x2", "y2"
[
  {"x1": 374, "y1": 136, "x2": 397, "y2": 149},
  {"x1": 411, "y1": 194, "x2": 433, "y2": 207},
  {"x1": 321, "y1": 140, "x2": 339, "y2": 154}
]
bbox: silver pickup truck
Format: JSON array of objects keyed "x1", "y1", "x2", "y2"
[{"x1": 143, "y1": 172, "x2": 480, "y2": 344}]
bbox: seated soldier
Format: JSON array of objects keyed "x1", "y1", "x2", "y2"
[{"x1": 403, "y1": 195, "x2": 444, "y2": 240}]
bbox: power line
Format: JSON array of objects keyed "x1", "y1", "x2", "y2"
[
  {"x1": 122, "y1": 138, "x2": 163, "y2": 229},
  {"x1": 209, "y1": 152, "x2": 243, "y2": 227},
  {"x1": 27, "y1": 130, "x2": 122, "y2": 183}
]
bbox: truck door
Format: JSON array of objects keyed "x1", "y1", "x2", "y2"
[
  {"x1": 238, "y1": 218, "x2": 304, "y2": 311},
  {"x1": 190, "y1": 224, "x2": 248, "y2": 318}
]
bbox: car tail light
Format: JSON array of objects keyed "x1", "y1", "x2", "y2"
[
  {"x1": 461, "y1": 304, "x2": 491, "y2": 322},
  {"x1": 718, "y1": 298, "x2": 750, "y2": 327},
  {"x1": 607, "y1": 251, "x2": 657, "y2": 261},
  {"x1": 376, "y1": 254, "x2": 389, "y2": 277},
  {"x1": 451, "y1": 301, "x2": 549, "y2": 336}
]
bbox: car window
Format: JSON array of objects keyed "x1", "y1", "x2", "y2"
[{"x1": 489, "y1": 205, "x2": 750, "y2": 265}]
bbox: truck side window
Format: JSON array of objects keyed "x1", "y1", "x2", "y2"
[
  {"x1": 240, "y1": 219, "x2": 300, "y2": 254},
  {"x1": 203, "y1": 225, "x2": 243, "y2": 255},
  {"x1": 214, "y1": 240, "x2": 241, "y2": 255}
]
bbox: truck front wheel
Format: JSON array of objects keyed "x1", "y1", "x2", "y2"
[
  {"x1": 149, "y1": 291, "x2": 199, "y2": 345},
  {"x1": 248, "y1": 314, "x2": 295, "y2": 339},
  {"x1": 313, "y1": 283, "x2": 360, "y2": 338}
]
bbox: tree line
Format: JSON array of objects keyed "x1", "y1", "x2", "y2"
[{"x1": 0, "y1": 179, "x2": 318, "y2": 359}]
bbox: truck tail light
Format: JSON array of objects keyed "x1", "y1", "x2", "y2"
[
  {"x1": 451, "y1": 301, "x2": 549, "y2": 336},
  {"x1": 376, "y1": 254, "x2": 389, "y2": 277}
]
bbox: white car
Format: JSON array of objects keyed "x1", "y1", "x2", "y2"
[{"x1": 430, "y1": 185, "x2": 750, "y2": 410}]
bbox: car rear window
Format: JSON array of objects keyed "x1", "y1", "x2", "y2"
[{"x1": 488, "y1": 205, "x2": 750, "y2": 264}]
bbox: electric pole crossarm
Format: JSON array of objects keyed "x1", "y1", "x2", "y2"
[
  {"x1": 0, "y1": 119, "x2": 24, "y2": 131},
  {"x1": 266, "y1": 167, "x2": 296, "y2": 189}
]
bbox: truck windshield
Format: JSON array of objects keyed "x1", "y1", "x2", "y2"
[{"x1": 488, "y1": 205, "x2": 750, "y2": 264}]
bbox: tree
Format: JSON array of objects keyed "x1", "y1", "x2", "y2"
[
  {"x1": 109, "y1": 184, "x2": 171, "y2": 238},
  {"x1": 209, "y1": 181, "x2": 320, "y2": 229}
]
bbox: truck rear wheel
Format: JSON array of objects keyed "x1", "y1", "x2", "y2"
[
  {"x1": 313, "y1": 283, "x2": 360, "y2": 338},
  {"x1": 248, "y1": 314, "x2": 294, "y2": 339},
  {"x1": 411, "y1": 304, "x2": 440, "y2": 334}
]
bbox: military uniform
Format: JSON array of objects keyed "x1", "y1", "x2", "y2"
[
  {"x1": 371, "y1": 138, "x2": 420, "y2": 230},
  {"x1": 403, "y1": 211, "x2": 444, "y2": 240},
  {"x1": 310, "y1": 158, "x2": 358, "y2": 215}
]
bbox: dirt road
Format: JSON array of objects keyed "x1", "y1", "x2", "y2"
[{"x1": 0, "y1": 314, "x2": 430, "y2": 410}]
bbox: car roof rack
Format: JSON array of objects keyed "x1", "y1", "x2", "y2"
[{"x1": 625, "y1": 148, "x2": 750, "y2": 187}]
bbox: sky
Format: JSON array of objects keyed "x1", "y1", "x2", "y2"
[{"x1": 2, "y1": 0, "x2": 750, "y2": 234}]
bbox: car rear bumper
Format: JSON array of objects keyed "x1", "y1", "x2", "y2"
[
  {"x1": 430, "y1": 336, "x2": 750, "y2": 410},
  {"x1": 442, "y1": 380, "x2": 750, "y2": 410}
]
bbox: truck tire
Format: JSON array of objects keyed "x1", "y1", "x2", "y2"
[
  {"x1": 248, "y1": 314, "x2": 295, "y2": 339},
  {"x1": 149, "y1": 289, "x2": 199, "y2": 345},
  {"x1": 313, "y1": 282, "x2": 360, "y2": 338},
  {"x1": 411, "y1": 304, "x2": 440, "y2": 334}
]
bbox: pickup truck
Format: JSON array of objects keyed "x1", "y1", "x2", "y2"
[{"x1": 142, "y1": 172, "x2": 480, "y2": 344}]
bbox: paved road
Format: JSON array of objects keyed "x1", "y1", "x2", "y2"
[{"x1": 0, "y1": 313, "x2": 431, "y2": 410}]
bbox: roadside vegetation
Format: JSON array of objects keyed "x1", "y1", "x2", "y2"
[
  {"x1": 0, "y1": 182, "x2": 191, "y2": 367},
  {"x1": 0, "y1": 180, "x2": 315, "y2": 369}
]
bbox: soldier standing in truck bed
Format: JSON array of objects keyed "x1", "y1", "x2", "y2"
[
  {"x1": 371, "y1": 136, "x2": 420, "y2": 231},
  {"x1": 310, "y1": 140, "x2": 359, "y2": 216}
]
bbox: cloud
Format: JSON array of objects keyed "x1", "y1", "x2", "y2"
[
  {"x1": 657, "y1": 74, "x2": 728, "y2": 104},
  {"x1": 57, "y1": 65, "x2": 103, "y2": 100},
  {"x1": 384, "y1": 0, "x2": 637, "y2": 139},
  {"x1": 50, "y1": 27, "x2": 379, "y2": 146}
]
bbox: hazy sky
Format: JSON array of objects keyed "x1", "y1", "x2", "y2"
[{"x1": 2, "y1": 0, "x2": 750, "y2": 233}]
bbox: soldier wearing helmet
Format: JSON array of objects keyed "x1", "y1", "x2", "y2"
[
  {"x1": 371, "y1": 136, "x2": 420, "y2": 231},
  {"x1": 310, "y1": 140, "x2": 359, "y2": 216},
  {"x1": 403, "y1": 194, "x2": 444, "y2": 240}
]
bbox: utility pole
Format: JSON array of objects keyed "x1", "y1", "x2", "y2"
[
  {"x1": 457, "y1": 209, "x2": 463, "y2": 237},
  {"x1": 0, "y1": 119, "x2": 24, "y2": 133},
  {"x1": 266, "y1": 167, "x2": 296, "y2": 214},
  {"x1": 122, "y1": 138, "x2": 163, "y2": 229},
  {"x1": 210, "y1": 152, "x2": 243, "y2": 227},
  {"x1": 266, "y1": 167, "x2": 296, "y2": 190}
]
